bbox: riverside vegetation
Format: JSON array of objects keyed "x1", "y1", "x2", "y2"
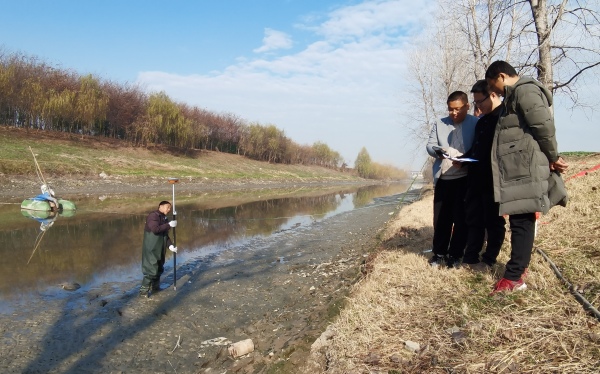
[{"x1": 0, "y1": 50, "x2": 406, "y2": 181}]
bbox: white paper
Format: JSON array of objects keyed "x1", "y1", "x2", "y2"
[{"x1": 443, "y1": 154, "x2": 478, "y2": 162}]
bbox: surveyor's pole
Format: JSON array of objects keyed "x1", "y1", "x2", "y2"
[{"x1": 168, "y1": 177, "x2": 179, "y2": 290}]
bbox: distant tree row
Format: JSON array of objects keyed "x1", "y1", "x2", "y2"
[
  {"x1": 354, "y1": 147, "x2": 407, "y2": 180},
  {"x1": 0, "y1": 50, "x2": 343, "y2": 168}
]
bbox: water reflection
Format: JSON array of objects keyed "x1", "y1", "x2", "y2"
[{"x1": 0, "y1": 182, "x2": 410, "y2": 299}]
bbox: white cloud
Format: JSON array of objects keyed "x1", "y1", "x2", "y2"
[
  {"x1": 135, "y1": 1, "x2": 447, "y2": 169},
  {"x1": 144, "y1": 0, "x2": 599, "y2": 166},
  {"x1": 253, "y1": 28, "x2": 293, "y2": 54},
  {"x1": 313, "y1": 0, "x2": 431, "y2": 40}
]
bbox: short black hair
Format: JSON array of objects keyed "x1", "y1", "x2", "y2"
[
  {"x1": 485, "y1": 60, "x2": 518, "y2": 79},
  {"x1": 447, "y1": 91, "x2": 468, "y2": 104},
  {"x1": 158, "y1": 201, "x2": 171, "y2": 208},
  {"x1": 470, "y1": 80, "x2": 489, "y2": 94}
]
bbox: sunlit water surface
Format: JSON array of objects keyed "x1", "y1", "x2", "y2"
[{"x1": 0, "y1": 182, "x2": 417, "y2": 308}]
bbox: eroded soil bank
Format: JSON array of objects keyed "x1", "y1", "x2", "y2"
[{"x1": 1, "y1": 184, "x2": 421, "y2": 373}]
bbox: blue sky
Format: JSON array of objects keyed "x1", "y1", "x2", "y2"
[{"x1": 0, "y1": 0, "x2": 597, "y2": 171}]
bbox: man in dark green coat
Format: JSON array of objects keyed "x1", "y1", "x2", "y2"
[
  {"x1": 485, "y1": 61, "x2": 568, "y2": 295},
  {"x1": 139, "y1": 201, "x2": 178, "y2": 297}
]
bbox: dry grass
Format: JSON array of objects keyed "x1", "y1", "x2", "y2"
[
  {"x1": 321, "y1": 154, "x2": 600, "y2": 373},
  {"x1": 537, "y1": 153, "x2": 600, "y2": 304}
]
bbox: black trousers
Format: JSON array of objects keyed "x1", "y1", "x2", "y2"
[
  {"x1": 463, "y1": 189, "x2": 506, "y2": 265},
  {"x1": 504, "y1": 213, "x2": 536, "y2": 281},
  {"x1": 432, "y1": 177, "x2": 468, "y2": 258}
]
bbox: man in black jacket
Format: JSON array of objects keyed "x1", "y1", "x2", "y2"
[
  {"x1": 459, "y1": 80, "x2": 507, "y2": 271},
  {"x1": 139, "y1": 201, "x2": 178, "y2": 297}
]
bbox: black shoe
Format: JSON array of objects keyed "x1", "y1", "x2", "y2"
[
  {"x1": 428, "y1": 254, "x2": 446, "y2": 267},
  {"x1": 139, "y1": 291, "x2": 149, "y2": 298},
  {"x1": 446, "y1": 256, "x2": 462, "y2": 269}
]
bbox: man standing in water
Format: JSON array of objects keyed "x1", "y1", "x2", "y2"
[{"x1": 139, "y1": 201, "x2": 178, "y2": 297}]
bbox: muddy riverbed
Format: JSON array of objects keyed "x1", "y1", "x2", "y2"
[{"x1": 0, "y1": 180, "x2": 421, "y2": 373}]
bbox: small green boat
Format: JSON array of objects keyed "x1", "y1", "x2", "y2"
[
  {"x1": 23, "y1": 147, "x2": 77, "y2": 213},
  {"x1": 21, "y1": 206, "x2": 76, "y2": 219},
  {"x1": 21, "y1": 198, "x2": 76, "y2": 212}
]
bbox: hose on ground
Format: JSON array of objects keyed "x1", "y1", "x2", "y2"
[{"x1": 536, "y1": 247, "x2": 600, "y2": 321}]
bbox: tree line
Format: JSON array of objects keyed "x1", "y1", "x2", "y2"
[{"x1": 0, "y1": 50, "x2": 344, "y2": 169}]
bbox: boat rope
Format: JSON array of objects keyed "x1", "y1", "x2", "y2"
[
  {"x1": 28, "y1": 146, "x2": 47, "y2": 187},
  {"x1": 27, "y1": 230, "x2": 47, "y2": 265}
]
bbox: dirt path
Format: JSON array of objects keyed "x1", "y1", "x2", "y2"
[{"x1": 1, "y1": 188, "x2": 420, "y2": 373}]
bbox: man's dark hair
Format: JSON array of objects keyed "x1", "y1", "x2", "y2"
[
  {"x1": 485, "y1": 60, "x2": 518, "y2": 79},
  {"x1": 447, "y1": 91, "x2": 468, "y2": 104},
  {"x1": 470, "y1": 79, "x2": 490, "y2": 94},
  {"x1": 158, "y1": 201, "x2": 171, "y2": 208}
]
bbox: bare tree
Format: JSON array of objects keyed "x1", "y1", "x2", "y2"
[
  {"x1": 401, "y1": 17, "x2": 475, "y2": 149},
  {"x1": 527, "y1": 0, "x2": 600, "y2": 101},
  {"x1": 402, "y1": 0, "x2": 600, "y2": 145},
  {"x1": 452, "y1": 0, "x2": 600, "y2": 95}
]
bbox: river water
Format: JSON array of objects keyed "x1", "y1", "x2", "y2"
[{"x1": 0, "y1": 182, "x2": 413, "y2": 302}]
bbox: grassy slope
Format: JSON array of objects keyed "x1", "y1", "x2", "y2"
[
  {"x1": 0, "y1": 126, "x2": 362, "y2": 182},
  {"x1": 318, "y1": 153, "x2": 600, "y2": 374}
]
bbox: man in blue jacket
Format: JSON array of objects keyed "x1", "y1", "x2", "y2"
[{"x1": 426, "y1": 91, "x2": 478, "y2": 268}]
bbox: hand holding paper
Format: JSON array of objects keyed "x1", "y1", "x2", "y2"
[
  {"x1": 448, "y1": 156, "x2": 478, "y2": 163},
  {"x1": 432, "y1": 146, "x2": 477, "y2": 162}
]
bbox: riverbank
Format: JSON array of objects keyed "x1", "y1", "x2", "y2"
[
  {"x1": 309, "y1": 153, "x2": 600, "y2": 373},
  {"x1": 0, "y1": 184, "x2": 422, "y2": 373}
]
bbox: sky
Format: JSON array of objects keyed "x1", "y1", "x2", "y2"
[{"x1": 0, "y1": 0, "x2": 597, "y2": 171}]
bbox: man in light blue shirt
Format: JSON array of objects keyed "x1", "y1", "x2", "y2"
[{"x1": 425, "y1": 91, "x2": 478, "y2": 268}]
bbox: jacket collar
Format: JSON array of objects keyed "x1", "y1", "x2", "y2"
[{"x1": 503, "y1": 76, "x2": 553, "y2": 106}]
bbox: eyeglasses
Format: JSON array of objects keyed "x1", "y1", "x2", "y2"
[
  {"x1": 472, "y1": 95, "x2": 490, "y2": 106},
  {"x1": 447, "y1": 104, "x2": 468, "y2": 113}
]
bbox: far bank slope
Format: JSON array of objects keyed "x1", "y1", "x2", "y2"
[{"x1": 0, "y1": 126, "x2": 380, "y2": 198}]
